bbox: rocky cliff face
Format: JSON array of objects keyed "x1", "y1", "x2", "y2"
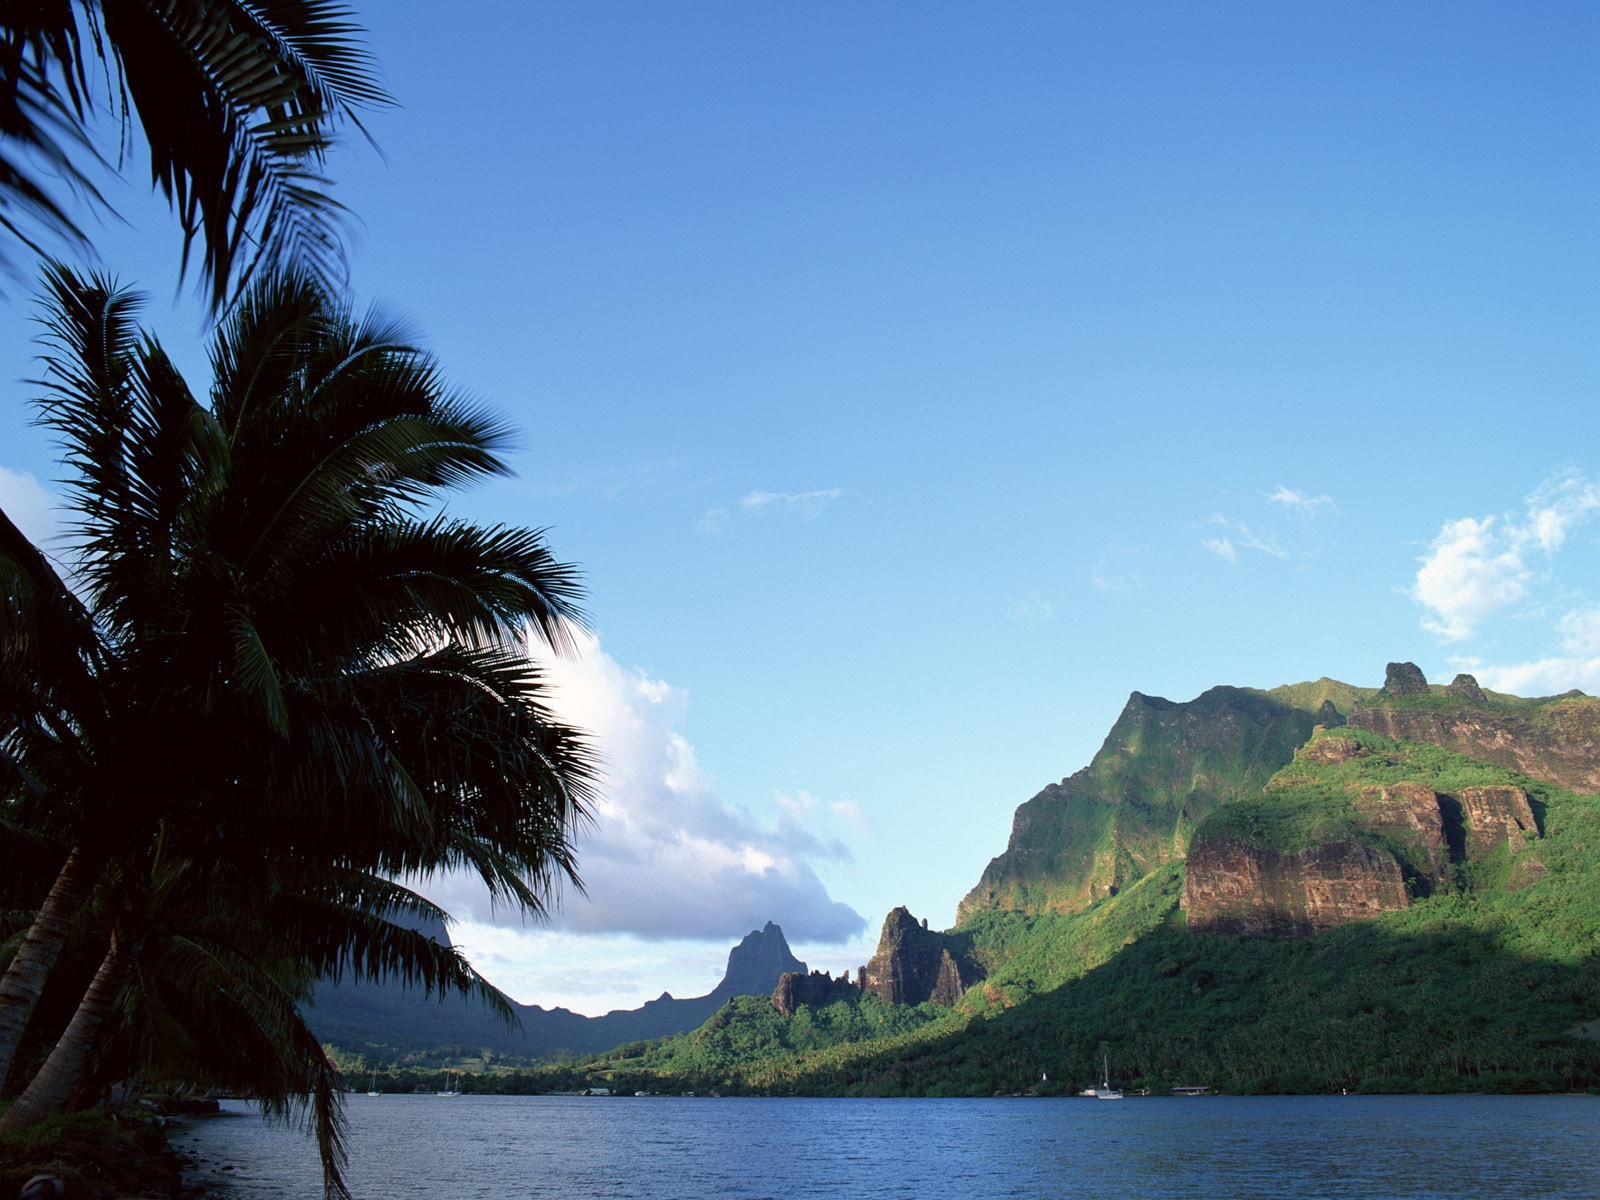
[
  {"x1": 1348, "y1": 663, "x2": 1600, "y2": 795},
  {"x1": 1454, "y1": 785, "x2": 1539, "y2": 856},
  {"x1": 959, "y1": 686, "x2": 1325, "y2": 921},
  {"x1": 1183, "y1": 726, "x2": 1546, "y2": 935},
  {"x1": 771, "y1": 907, "x2": 983, "y2": 1014},
  {"x1": 1183, "y1": 836, "x2": 1408, "y2": 934},
  {"x1": 1349, "y1": 782, "x2": 1452, "y2": 884},
  {"x1": 771, "y1": 969, "x2": 859, "y2": 1017},
  {"x1": 954, "y1": 661, "x2": 1581, "y2": 945},
  {"x1": 861, "y1": 907, "x2": 982, "y2": 1007}
]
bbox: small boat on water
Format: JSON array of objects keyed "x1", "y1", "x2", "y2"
[
  {"x1": 1091, "y1": 1054, "x2": 1123, "y2": 1100},
  {"x1": 367, "y1": 1069, "x2": 380, "y2": 1097},
  {"x1": 437, "y1": 1070, "x2": 461, "y2": 1097}
]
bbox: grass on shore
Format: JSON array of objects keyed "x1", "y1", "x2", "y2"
[{"x1": 0, "y1": 1104, "x2": 184, "y2": 1199}]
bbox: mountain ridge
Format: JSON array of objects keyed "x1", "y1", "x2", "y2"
[
  {"x1": 574, "y1": 661, "x2": 1600, "y2": 1096},
  {"x1": 957, "y1": 684, "x2": 1324, "y2": 921},
  {"x1": 323, "y1": 660, "x2": 1600, "y2": 1096},
  {"x1": 306, "y1": 920, "x2": 804, "y2": 1062}
]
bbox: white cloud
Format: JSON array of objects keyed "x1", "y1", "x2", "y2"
[
  {"x1": 421, "y1": 633, "x2": 865, "y2": 947},
  {"x1": 1008, "y1": 591, "x2": 1054, "y2": 624},
  {"x1": 1470, "y1": 654, "x2": 1600, "y2": 698},
  {"x1": 739, "y1": 488, "x2": 842, "y2": 519},
  {"x1": 1411, "y1": 516, "x2": 1529, "y2": 641},
  {"x1": 1410, "y1": 472, "x2": 1600, "y2": 643},
  {"x1": 1413, "y1": 472, "x2": 1600, "y2": 693},
  {"x1": 0, "y1": 467, "x2": 60, "y2": 551},
  {"x1": 772, "y1": 789, "x2": 817, "y2": 815},
  {"x1": 829, "y1": 799, "x2": 873, "y2": 834},
  {"x1": 1203, "y1": 486, "x2": 1335, "y2": 565},
  {"x1": 439, "y1": 925, "x2": 737, "y2": 1014},
  {"x1": 702, "y1": 487, "x2": 843, "y2": 531},
  {"x1": 1202, "y1": 515, "x2": 1287, "y2": 563},
  {"x1": 1265, "y1": 485, "x2": 1337, "y2": 514},
  {"x1": 1444, "y1": 604, "x2": 1600, "y2": 698},
  {"x1": 1558, "y1": 607, "x2": 1600, "y2": 655},
  {"x1": 1524, "y1": 471, "x2": 1600, "y2": 552},
  {"x1": 1089, "y1": 542, "x2": 1146, "y2": 593}
]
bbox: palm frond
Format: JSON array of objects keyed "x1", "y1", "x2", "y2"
[
  {"x1": 0, "y1": 6, "x2": 106, "y2": 283},
  {"x1": 5, "y1": 1, "x2": 389, "y2": 309},
  {"x1": 266, "y1": 886, "x2": 517, "y2": 1028},
  {"x1": 95, "y1": 0, "x2": 391, "y2": 307},
  {"x1": 134, "y1": 934, "x2": 352, "y2": 1200}
]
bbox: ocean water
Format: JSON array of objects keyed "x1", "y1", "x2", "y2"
[{"x1": 172, "y1": 1093, "x2": 1600, "y2": 1199}]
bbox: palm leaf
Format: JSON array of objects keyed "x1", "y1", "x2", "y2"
[{"x1": 4, "y1": 1, "x2": 389, "y2": 308}]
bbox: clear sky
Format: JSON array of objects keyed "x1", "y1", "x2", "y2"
[{"x1": 2, "y1": 1, "x2": 1598, "y2": 1016}]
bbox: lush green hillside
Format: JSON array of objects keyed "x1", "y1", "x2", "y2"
[
  {"x1": 959, "y1": 687, "x2": 1326, "y2": 919},
  {"x1": 566, "y1": 729, "x2": 1600, "y2": 1097},
  {"x1": 1265, "y1": 676, "x2": 1376, "y2": 714},
  {"x1": 1201, "y1": 729, "x2": 1522, "y2": 857}
]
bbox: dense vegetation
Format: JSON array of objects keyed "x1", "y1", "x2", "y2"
[{"x1": 551, "y1": 732, "x2": 1600, "y2": 1098}]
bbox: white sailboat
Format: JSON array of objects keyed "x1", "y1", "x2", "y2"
[
  {"x1": 437, "y1": 1069, "x2": 461, "y2": 1097},
  {"x1": 366, "y1": 1069, "x2": 380, "y2": 1097},
  {"x1": 1092, "y1": 1054, "x2": 1123, "y2": 1100}
]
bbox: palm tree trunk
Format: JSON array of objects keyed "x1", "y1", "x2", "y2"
[
  {"x1": 0, "y1": 844, "x2": 94, "y2": 1088},
  {"x1": 0, "y1": 932, "x2": 133, "y2": 1133}
]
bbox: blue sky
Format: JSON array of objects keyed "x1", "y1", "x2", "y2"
[{"x1": 2, "y1": 1, "x2": 1598, "y2": 1015}]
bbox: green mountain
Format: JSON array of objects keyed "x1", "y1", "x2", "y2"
[
  {"x1": 958, "y1": 685, "x2": 1331, "y2": 920},
  {"x1": 569, "y1": 664, "x2": 1600, "y2": 1097}
]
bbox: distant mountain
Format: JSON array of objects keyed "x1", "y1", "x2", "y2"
[
  {"x1": 306, "y1": 921, "x2": 804, "y2": 1064},
  {"x1": 710, "y1": 922, "x2": 809, "y2": 1000}
]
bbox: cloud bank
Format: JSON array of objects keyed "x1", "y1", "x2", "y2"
[
  {"x1": 1413, "y1": 471, "x2": 1600, "y2": 696},
  {"x1": 425, "y1": 633, "x2": 865, "y2": 946}
]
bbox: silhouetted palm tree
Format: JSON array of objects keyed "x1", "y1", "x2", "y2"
[
  {"x1": 0, "y1": 266, "x2": 596, "y2": 1195},
  {"x1": 1, "y1": 1, "x2": 389, "y2": 307}
]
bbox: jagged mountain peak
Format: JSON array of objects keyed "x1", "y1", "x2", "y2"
[{"x1": 712, "y1": 922, "x2": 806, "y2": 999}]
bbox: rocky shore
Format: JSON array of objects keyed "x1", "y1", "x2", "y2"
[{"x1": 0, "y1": 1104, "x2": 217, "y2": 1200}]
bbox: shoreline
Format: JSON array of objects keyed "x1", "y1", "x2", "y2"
[
  {"x1": 0, "y1": 1125, "x2": 184, "y2": 1200},
  {"x1": 0, "y1": 1103, "x2": 232, "y2": 1200}
]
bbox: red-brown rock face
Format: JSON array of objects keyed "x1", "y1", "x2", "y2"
[
  {"x1": 1349, "y1": 700, "x2": 1600, "y2": 795},
  {"x1": 1294, "y1": 736, "x2": 1370, "y2": 766},
  {"x1": 1184, "y1": 771, "x2": 1550, "y2": 936},
  {"x1": 1452, "y1": 785, "x2": 1539, "y2": 855},
  {"x1": 1353, "y1": 783, "x2": 1447, "y2": 850},
  {"x1": 1183, "y1": 837, "x2": 1409, "y2": 935}
]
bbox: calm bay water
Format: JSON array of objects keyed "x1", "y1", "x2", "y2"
[{"x1": 172, "y1": 1093, "x2": 1600, "y2": 1199}]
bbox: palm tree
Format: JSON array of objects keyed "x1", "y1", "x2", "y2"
[
  {"x1": 1, "y1": 1, "x2": 389, "y2": 308},
  {"x1": 0, "y1": 502, "x2": 108, "y2": 1086},
  {"x1": 4, "y1": 838, "x2": 513, "y2": 1199},
  {"x1": 0, "y1": 266, "x2": 596, "y2": 1194}
]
